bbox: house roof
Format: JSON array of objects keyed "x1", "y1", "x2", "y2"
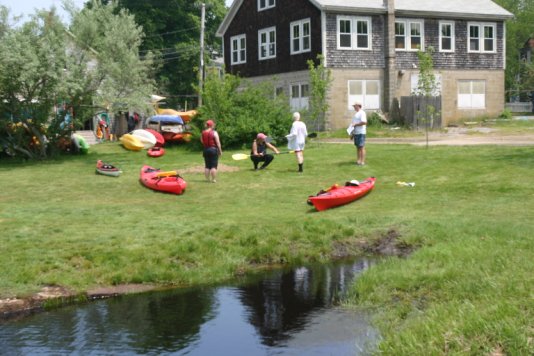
[
  {"x1": 394, "y1": 0, "x2": 513, "y2": 20},
  {"x1": 217, "y1": 0, "x2": 513, "y2": 37}
]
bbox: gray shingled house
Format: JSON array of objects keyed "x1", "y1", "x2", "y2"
[{"x1": 217, "y1": 0, "x2": 513, "y2": 129}]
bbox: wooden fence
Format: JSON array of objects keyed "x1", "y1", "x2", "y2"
[{"x1": 400, "y1": 96, "x2": 442, "y2": 129}]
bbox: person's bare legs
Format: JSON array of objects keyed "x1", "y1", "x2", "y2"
[
  {"x1": 205, "y1": 168, "x2": 210, "y2": 181},
  {"x1": 210, "y1": 168, "x2": 217, "y2": 183},
  {"x1": 296, "y1": 151, "x2": 304, "y2": 172},
  {"x1": 357, "y1": 146, "x2": 366, "y2": 165}
]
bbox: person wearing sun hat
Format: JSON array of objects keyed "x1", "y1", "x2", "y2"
[
  {"x1": 250, "y1": 132, "x2": 280, "y2": 170},
  {"x1": 200, "y1": 119, "x2": 222, "y2": 182},
  {"x1": 350, "y1": 101, "x2": 367, "y2": 166}
]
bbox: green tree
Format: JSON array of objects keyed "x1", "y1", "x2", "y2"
[
  {"x1": 492, "y1": 0, "x2": 534, "y2": 99},
  {"x1": 197, "y1": 71, "x2": 292, "y2": 148},
  {"x1": 414, "y1": 46, "x2": 440, "y2": 148},
  {"x1": 116, "y1": 0, "x2": 227, "y2": 108},
  {"x1": 307, "y1": 55, "x2": 332, "y2": 132},
  {"x1": 0, "y1": 0, "x2": 155, "y2": 159}
]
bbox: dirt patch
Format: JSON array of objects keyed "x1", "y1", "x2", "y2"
[
  {"x1": 333, "y1": 229, "x2": 414, "y2": 259},
  {"x1": 0, "y1": 285, "x2": 77, "y2": 322},
  {"x1": 87, "y1": 284, "x2": 158, "y2": 298},
  {"x1": 362, "y1": 229, "x2": 414, "y2": 257},
  {"x1": 180, "y1": 163, "x2": 240, "y2": 174},
  {"x1": 1, "y1": 284, "x2": 159, "y2": 322}
]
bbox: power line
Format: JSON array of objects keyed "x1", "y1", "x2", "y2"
[{"x1": 143, "y1": 26, "x2": 199, "y2": 38}]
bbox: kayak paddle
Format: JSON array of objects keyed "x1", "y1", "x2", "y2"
[{"x1": 231, "y1": 151, "x2": 295, "y2": 161}]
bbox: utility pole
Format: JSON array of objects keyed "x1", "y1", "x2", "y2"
[{"x1": 198, "y1": 3, "x2": 206, "y2": 107}]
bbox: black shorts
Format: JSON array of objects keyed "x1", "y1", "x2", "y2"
[{"x1": 203, "y1": 147, "x2": 219, "y2": 169}]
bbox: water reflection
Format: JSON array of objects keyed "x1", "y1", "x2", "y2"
[{"x1": 0, "y1": 259, "x2": 377, "y2": 355}]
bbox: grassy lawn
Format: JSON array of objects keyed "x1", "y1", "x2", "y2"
[{"x1": 1, "y1": 137, "x2": 533, "y2": 354}]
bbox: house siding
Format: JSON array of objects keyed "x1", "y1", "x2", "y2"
[
  {"x1": 218, "y1": 1, "x2": 510, "y2": 129},
  {"x1": 224, "y1": 0, "x2": 322, "y2": 77},
  {"x1": 325, "y1": 13, "x2": 385, "y2": 69},
  {"x1": 395, "y1": 20, "x2": 505, "y2": 70}
]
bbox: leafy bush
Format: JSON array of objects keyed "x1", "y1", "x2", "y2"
[
  {"x1": 367, "y1": 112, "x2": 384, "y2": 129},
  {"x1": 498, "y1": 108, "x2": 513, "y2": 120},
  {"x1": 196, "y1": 72, "x2": 292, "y2": 148}
]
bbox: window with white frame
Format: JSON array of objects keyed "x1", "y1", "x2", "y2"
[
  {"x1": 230, "y1": 34, "x2": 246, "y2": 65},
  {"x1": 439, "y1": 21, "x2": 455, "y2": 52},
  {"x1": 458, "y1": 80, "x2": 485, "y2": 109},
  {"x1": 337, "y1": 16, "x2": 371, "y2": 50},
  {"x1": 258, "y1": 0, "x2": 275, "y2": 11},
  {"x1": 395, "y1": 19, "x2": 424, "y2": 51},
  {"x1": 468, "y1": 22, "x2": 496, "y2": 53},
  {"x1": 411, "y1": 73, "x2": 442, "y2": 96},
  {"x1": 290, "y1": 19, "x2": 311, "y2": 54},
  {"x1": 348, "y1": 80, "x2": 380, "y2": 110},
  {"x1": 290, "y1": 83, "x2": 309, "y2": 110},
  {"x1": 258, "y1": 27, "x2": 276, "y2": 60}
]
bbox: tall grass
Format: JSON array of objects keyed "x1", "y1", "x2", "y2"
[{"x1": 1, "y1": 139, "x2": 533, "y2": 354}]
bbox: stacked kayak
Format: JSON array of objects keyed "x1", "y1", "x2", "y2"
[
  {"x1": 308, "y1": 177, "x2": 376, "y2": 211},
  {"x1": 120, "y1": 134, "x2": 144, "y2": 151},
  {"x1": 131, "y1": 129, "x2": 156, "y2": 149},
  {"x1": 144, "y1": 128, "x2": 165, "y2": 147},
  {"x1": 140, "y1": 165, "x2": 187, "y2": 195},
  {"x1": 96, "y1": 160, "x2": 122, "y2": 177}
]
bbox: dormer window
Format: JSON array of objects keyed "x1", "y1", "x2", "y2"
[
  {"x1": 258, "y1": 27, "x2": 276, "y2": 60},
  {"x1": 258, "y1": 0, "x2": 275, "y2": 11}
]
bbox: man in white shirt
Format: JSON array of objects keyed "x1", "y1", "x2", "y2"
[{"x1": 351, "y1": 102, "x2": 367, "y2": 166}]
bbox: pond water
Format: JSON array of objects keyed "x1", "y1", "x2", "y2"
[{"x1": 0, "y1": 259, "x2": 379, "y2": 355}]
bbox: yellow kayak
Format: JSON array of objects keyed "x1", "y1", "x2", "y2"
[{"x1": 120, "y1": 134, "x2": 144, "y2": 151}]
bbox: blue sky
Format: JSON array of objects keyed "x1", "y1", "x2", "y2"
[{"x1": 2, "y1": 0, "x2": 234, "y2": 22}]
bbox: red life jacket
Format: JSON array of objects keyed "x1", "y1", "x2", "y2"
[{"x1": 201, "y1": 129, "x2": 216, "y2": 148}]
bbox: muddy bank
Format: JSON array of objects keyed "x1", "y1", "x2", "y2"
[{"x1": 1, "y1": 229, "x2": 413, "y2": 322}]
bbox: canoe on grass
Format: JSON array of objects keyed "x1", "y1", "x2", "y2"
[
  {"x1": 140, "y1": 165, "x2": 187, "y2": 195},
  {"x1": 96, "y1": 160, "x2": 122, "y2": 177},
  {"x1": 307, "y1": 177, "x2": 376, "y2": 211}
]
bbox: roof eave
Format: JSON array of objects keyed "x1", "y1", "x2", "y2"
[
  {"x1": 322, "y1": 6, "x2": 386, "y2": 15},
  {"x1": 216, "y1": 0, "x2": 244, "y2": 37},
  {"x1": 395, "y1": 10, "x2": 514, "y2": 21}
]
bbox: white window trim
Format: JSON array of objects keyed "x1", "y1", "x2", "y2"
[
  {"x1": 290, "y1": 82, "x2": 310, "y2": 110},
  {"x1": 258, "y1": 26, "x2": 276, "y2": 60},
  {"x1": 257, "y1": 0, "x2": 275, "y2": 12},
  {"x1": 337, "y1": 16, "x2": 372, "y2": 50},
  {"x1": 347, "y1": 80, "x2": 381, "y2": 110},
  {"x1": 439, "y1": 21, "x2": 455, "y2": 53},
  {"x1": 290, "y1": 18, "x2": 311, "y2": 55},
  {"x1": 468, "y1": 22, "x2": 496, "y2": 53},
  {"x1": 230, "y1": 34, "x2": 246, "y2": 65},
  {"x1": 395, "y1": 19, "x2": 424, "y2": 52},
  {"x1": 458, "y1": 80, "x2": 486, "y2": 109}
]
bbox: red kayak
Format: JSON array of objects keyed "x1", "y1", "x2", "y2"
[
  {"x1": 144, "y1": 128, "x2": 165, "y2": 147},
  {"x1": 140, "y1": 165, "x2": 187, "y2": 195},
  {"x1": 147, "y1": 146, "x2": 165, "y2": 157},
  {"x1": 308, "y1": 177, "x2": 376, "y2": 211}
]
